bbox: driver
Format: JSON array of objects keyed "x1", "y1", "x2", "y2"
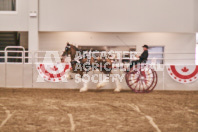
[{"x1": 129, "y1": 45, "x2": 149, "y2": 70}]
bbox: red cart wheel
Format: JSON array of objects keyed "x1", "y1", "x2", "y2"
[{"x1": 125, "y1": 65, "x2": 158, "y2": 93}]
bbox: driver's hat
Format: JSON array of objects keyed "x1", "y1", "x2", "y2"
[{"x1": 142, "y1": 45, "x2": 149, "y2": 49}]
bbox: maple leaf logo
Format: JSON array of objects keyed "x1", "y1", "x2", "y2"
[
  {"x1": 181, "y1": 67, "x2": 189, "y2": 72},
  {"x1": 51, "y1": 66, "x2": 58, "y2": 71}
]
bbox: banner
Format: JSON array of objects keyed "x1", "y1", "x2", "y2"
[
  {"x1": 36, "y1": 63, "x2": 71, "y2": 82},
  {"x1": 166, "y1": 65, "x2": 198, "y2": 83}
]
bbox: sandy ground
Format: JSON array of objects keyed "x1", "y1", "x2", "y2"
[{"x1": 0, "y1": 88, "x2": 198, "y2": 132}]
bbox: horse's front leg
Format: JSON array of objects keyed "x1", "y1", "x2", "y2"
[
  {"x1": 66, "y1": 70, "x2": 73, "y2": 80},
  {"x1": 80, "y1": 73, "x2": 89, "y2": 92}
]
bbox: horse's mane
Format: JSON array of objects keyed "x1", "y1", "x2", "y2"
[{"x1": 70, "y1": 44, "x2": 80, "y2": 51}]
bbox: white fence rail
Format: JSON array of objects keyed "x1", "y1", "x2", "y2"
[{"x1": 0, "y1": 49, "x2": 197, "y2": 64}]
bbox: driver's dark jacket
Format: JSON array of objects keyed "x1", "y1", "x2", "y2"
[{"x1": 139, "y1": 50, "x2": 148, "y2": 62}]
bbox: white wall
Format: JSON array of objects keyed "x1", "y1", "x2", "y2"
[
  {"x1": 1, "y1": 63, "x2": 198, "y2": 91},
  {"x1": 0, "y1": 0, "x2": 197, "y2": 32},
  {"x1": 39, "y1": 0, "x2": 195, "y2": 32},
  {"x1": 196, "y1": 44, "x2": 198, "y2": 65},
  {"x1": 39, "y1": 32, "x2": 196, "y2": 64},
  {"x1": 195, "y1": 0, "x2": 198, "y2": 32},
  {"x1": 197, "y1": 33, "x2": 198, "y2": 44},
  {"x1": 196, "y1": 34, "x2": 198, "y2": 64},
  {"x1": 0, "y1": 0, "x2": 28, "y2": 31}
]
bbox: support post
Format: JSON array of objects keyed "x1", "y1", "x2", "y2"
[{"x1": 28, "y1": 0, "x2": 39, "y2": 60}]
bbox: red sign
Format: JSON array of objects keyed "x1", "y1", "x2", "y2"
[
  {"x1": 166, "y1": 65, "x2": 198, "y2": 83},
  {"x1": 37, "y1": 63, "x2": 71, "y2": 82}
]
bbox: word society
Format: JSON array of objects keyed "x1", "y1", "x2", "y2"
[{"x1": 75, "y1": 74, "x2": 125, "y2": 83}]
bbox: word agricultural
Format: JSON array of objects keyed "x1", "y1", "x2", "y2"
[{"x1": 71, "y1": 50, "x2": 139, "y2": 72}]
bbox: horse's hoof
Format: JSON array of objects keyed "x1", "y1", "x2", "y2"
[
  {"x1": 67, "y1": 76, "x2": 73, "y2": 80},
  {"x1": 114, "y1": 89, "x2": 121, "y2": 92},
  {"x1": 97, "y1": 83, "x2": 103, "y2": 89},
  {"x1": 80, "y1": 88, "x2": 88, "y2": 92}
]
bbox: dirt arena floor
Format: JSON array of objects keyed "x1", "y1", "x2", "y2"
[{"x1": 0, "y1": 88, "x2": 198, "y2": 132}]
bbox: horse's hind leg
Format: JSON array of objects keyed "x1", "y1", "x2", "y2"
[
  {"x1": 114, "y1": 75, "x2": 122, "y2": 92},
  {"x1": 97, "y1": 74, "x2": 109, "y2": 89}
]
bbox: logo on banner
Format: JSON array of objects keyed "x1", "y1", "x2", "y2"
[
  {"x1": 36, "y1": 63, "x2": 71, "y2": 82},
  {"x1": 166, "y1": 65, "x2": 198, "y2": 83},
  {"x1": 36, "y1": 51, "x2": 71, "y2": 82}
]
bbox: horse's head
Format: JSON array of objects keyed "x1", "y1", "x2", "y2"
[{"x1": 61, "y1": 42, "x2": 72, "y2": 62}]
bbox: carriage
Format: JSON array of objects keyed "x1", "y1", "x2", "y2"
[{"x1": 125, "y1": 64, "x2": 158, "y2": 93}]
